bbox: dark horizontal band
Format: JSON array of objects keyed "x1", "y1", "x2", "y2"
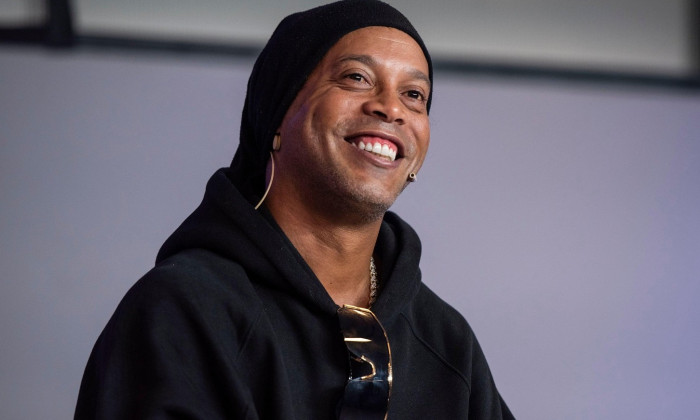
[{"x1": 1, "y1": 29, "x2": 699, "y2": 91}]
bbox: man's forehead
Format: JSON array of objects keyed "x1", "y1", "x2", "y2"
[
  {"x1": 324, "y1": 27, "x2": 429, "y2": 77},
  {"x1": 332, "y1": 26, "x2": 421, "y2": 52},
  {"x1": 376, "y1": 35, "x2": 414, "y2": 46}
]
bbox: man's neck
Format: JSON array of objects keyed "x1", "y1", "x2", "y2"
[{"x1": 265, "y1": 194, "x2": 382, "y2": 308}]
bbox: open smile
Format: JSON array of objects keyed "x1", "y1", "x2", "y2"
[{"x1": 345, "y1": 134, "x2": 402, "y2": 162}]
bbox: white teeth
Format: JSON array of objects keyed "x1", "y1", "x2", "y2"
[{"x1": 353, "y1": 140, "x2": 397, "y2": 162}]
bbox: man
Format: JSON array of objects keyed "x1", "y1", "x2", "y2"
[{"x1": 75, "y1": 1, "x2": 514, "y2": 419}]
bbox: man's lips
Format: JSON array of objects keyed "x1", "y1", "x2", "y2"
[{"x1": 345, "y1": 133, "x2": 402, "y2": 162}]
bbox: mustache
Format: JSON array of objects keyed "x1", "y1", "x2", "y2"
[{"x1": 340, "y1": 118, "x2": 402, "y2": 137}]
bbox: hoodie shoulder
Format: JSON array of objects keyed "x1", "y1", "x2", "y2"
[
  {"x1": 400, "y1": 284, "x2": 515, "y2": 418},
  {"x1": 404, "y1": 284, "x2": 476, "y2": 374},
  {"x1": 75, "y1": 249, "x2": 267, "y2": 419},
  {"x1": 117, "y1": 248, "x2": 265, "y2": 353}
]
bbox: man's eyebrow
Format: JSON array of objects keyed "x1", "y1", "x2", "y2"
[
  {"x1": 336, "y1": 54, "x2": 431, "y2": 87},
  {"x1": 338, "y1": 54, "x2": 376, "y2": 67}
]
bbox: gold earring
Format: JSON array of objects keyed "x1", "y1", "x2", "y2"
[
  {"x1": 272, "y1": 133, "x2": 281, "y2": 151},
  {"x1": 408, "y1": 172, "x2": 417, "y2": 182}
]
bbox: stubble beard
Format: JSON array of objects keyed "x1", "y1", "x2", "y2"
[{"x1": 304, "y1": 161, "x2": 401, "y2": 225}]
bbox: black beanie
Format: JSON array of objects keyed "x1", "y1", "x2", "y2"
[{"x1": 229, "y1": 0, "x2": 433, "y2": 204}]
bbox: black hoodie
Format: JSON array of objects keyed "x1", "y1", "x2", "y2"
[{"x1": 75, "y1": 168, "x2": 514, "y2": 419}]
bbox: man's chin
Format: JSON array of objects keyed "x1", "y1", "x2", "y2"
[
  {"x1": 306, "y1": 166, "x2": 404, "y2": 222},
  {"x1": 345, "y1": 188, "x2": 401, "y2": 223}
]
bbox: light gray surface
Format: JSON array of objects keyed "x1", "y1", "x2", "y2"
[
  {"x1": 1, "y1": 0, "x2": 692, "y2": 74},
  {"x1": 1, "y1": 45, "x2": 699, "y2": 419}
]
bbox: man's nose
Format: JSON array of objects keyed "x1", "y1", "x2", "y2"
[{"x1": 362, "y1": 90, "x2": 405, "y2": 124}]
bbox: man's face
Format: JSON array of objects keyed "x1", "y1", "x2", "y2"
[{"x1": 275, "y1": 26, "x2": 431, "y2": 219}]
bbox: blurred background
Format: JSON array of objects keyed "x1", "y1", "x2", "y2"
[{"x1": 2, "y1": 1, "x2": 699, "y2": 419}]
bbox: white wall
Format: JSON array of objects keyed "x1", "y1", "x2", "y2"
[{"x1": 1, "y1": 44, "x2": 699, "y2": 419}]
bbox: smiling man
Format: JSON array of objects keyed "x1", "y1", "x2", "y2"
[
  {"x1": 75, "y1": 1, "x2": 513, "y2": 419},
  {"x1": 266, "y1": 25, "x2": 431, "y2": 309}
]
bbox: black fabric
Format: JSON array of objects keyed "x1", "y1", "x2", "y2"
[
  {"x1": 75, "y1": 169, "x2": 514, "y2": 419},
  {"x1": 230, "y1": 0, "x2": 434, "y2": 204}
]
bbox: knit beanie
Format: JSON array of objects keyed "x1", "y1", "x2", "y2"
[{"x1": 229, "y1": 0, "x2": 433, "y2": 204}]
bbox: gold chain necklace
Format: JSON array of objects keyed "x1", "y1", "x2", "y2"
[{"x1": 369, "y1": 257, "x2": 378, "y2": 307}]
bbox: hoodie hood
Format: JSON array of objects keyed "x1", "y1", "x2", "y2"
[{"x1": 156, "y1": 168, "x2": 424, "y2": 322}]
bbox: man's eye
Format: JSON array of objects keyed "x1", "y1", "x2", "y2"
[
  {"x1": 406, "y1": 90, "x2": 425, "y2": 101},
  {"x1": 345, "y1": 73, "x2": 366, "y2": 82}
]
